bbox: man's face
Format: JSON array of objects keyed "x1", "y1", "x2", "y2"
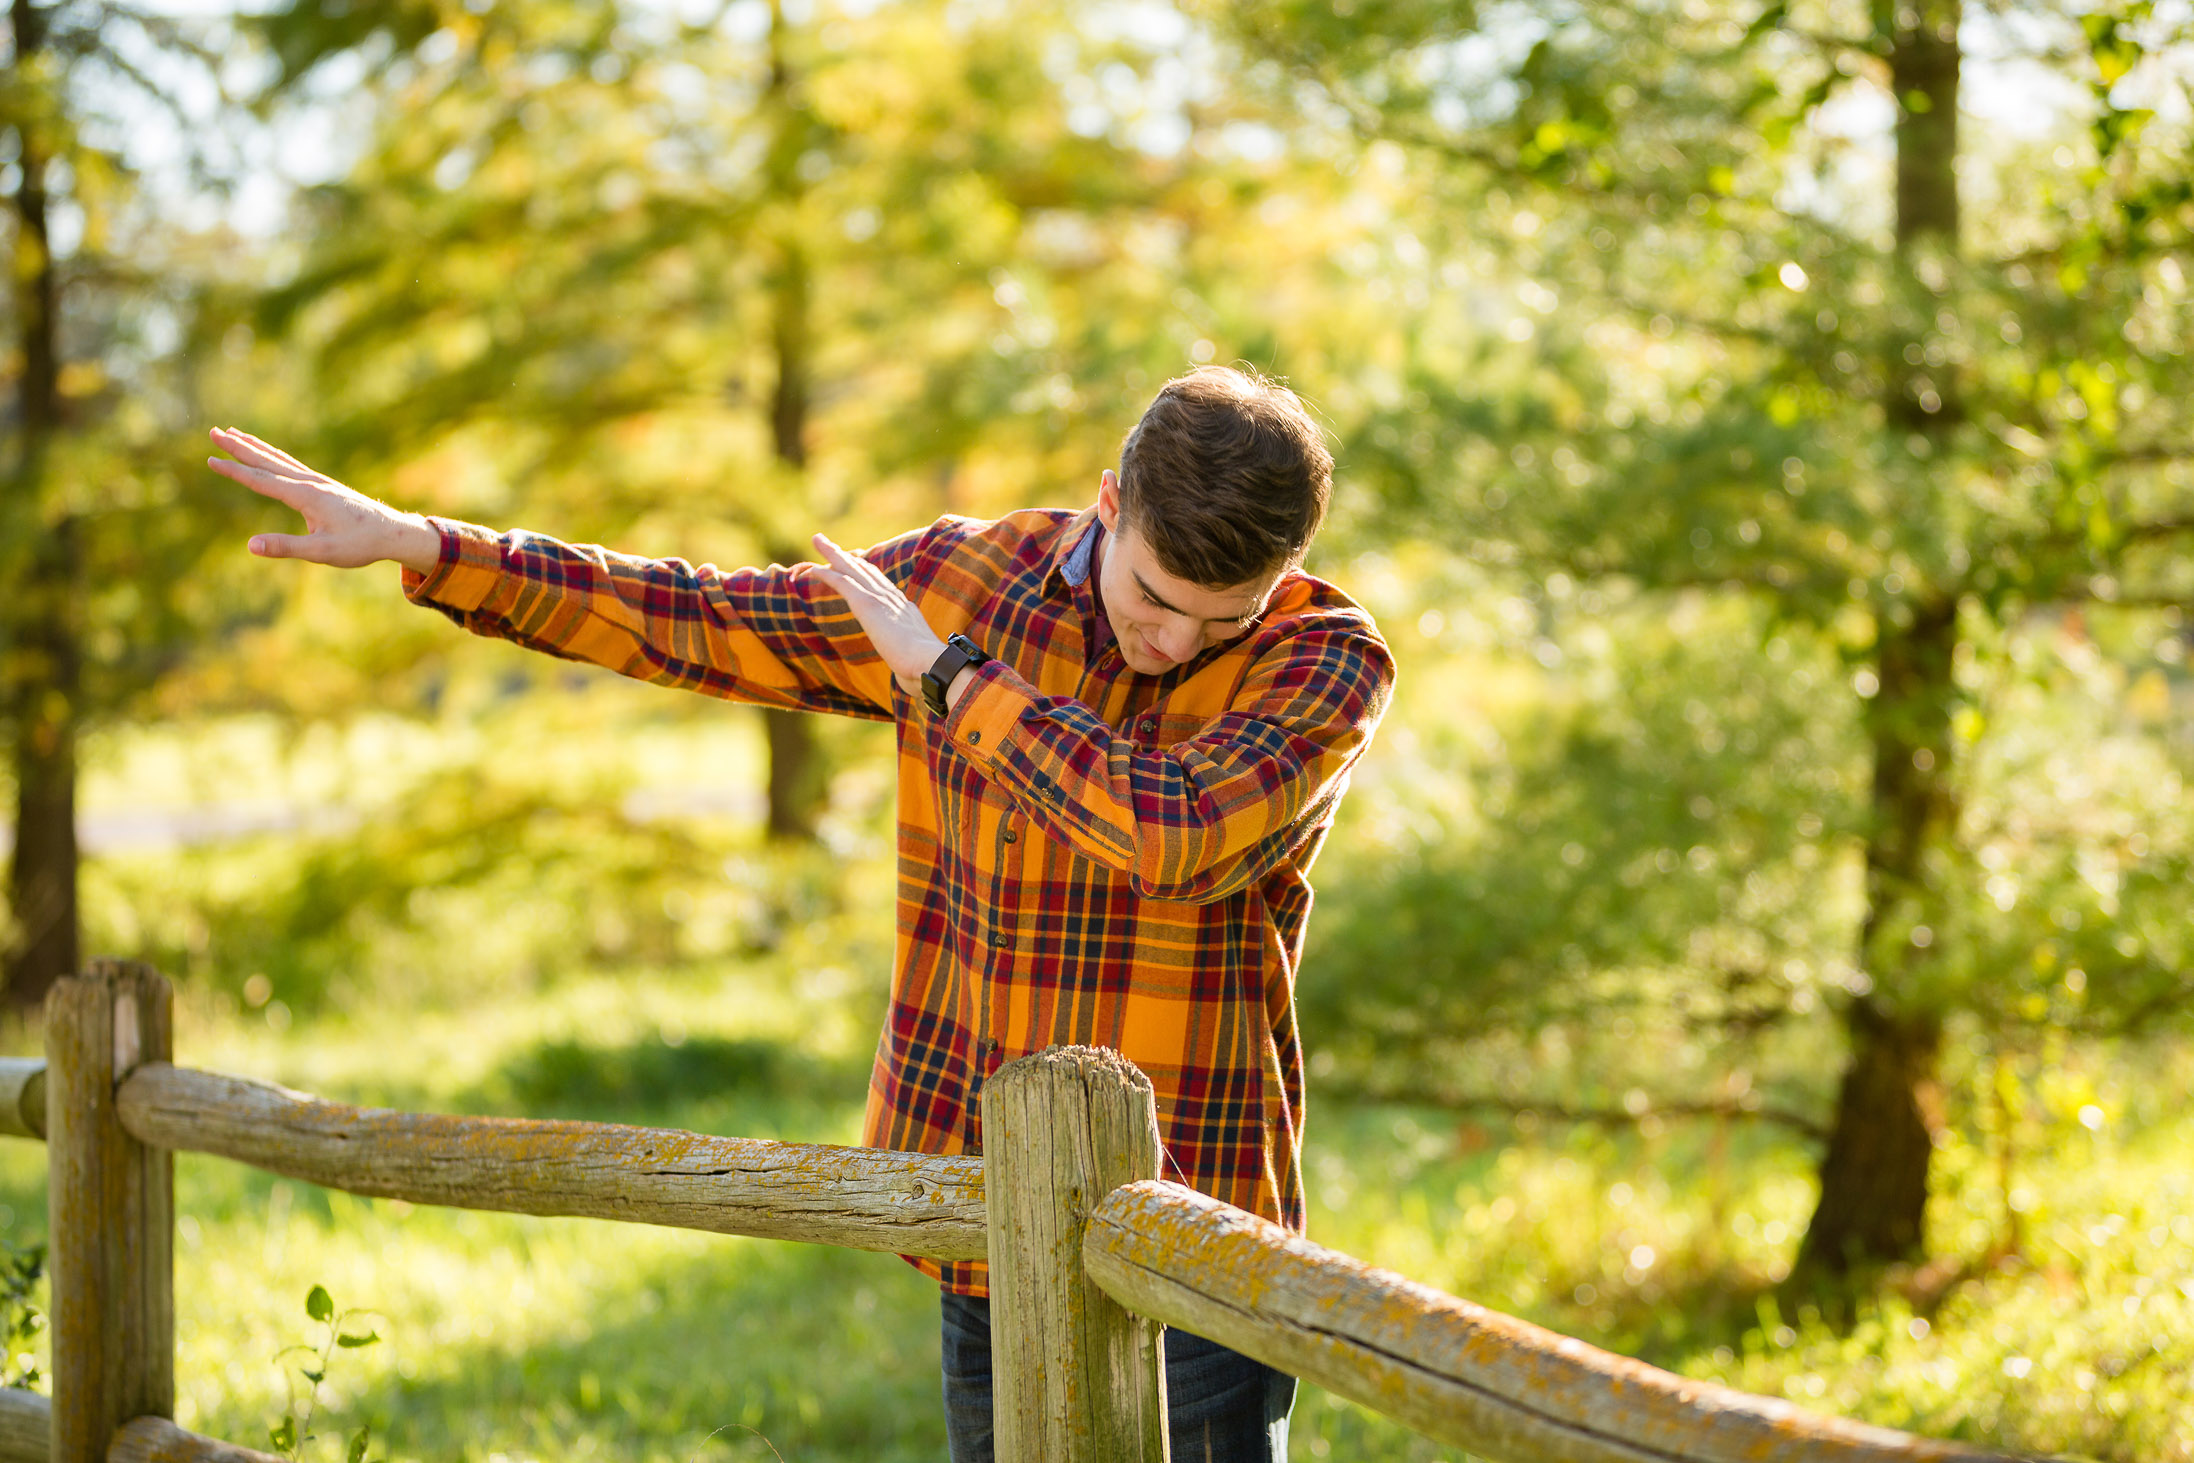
[{"x1": 1094, "y1": 470, "x2": 1279, "y2": 675}]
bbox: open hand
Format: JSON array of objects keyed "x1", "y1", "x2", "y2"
[
  {"x1": 207, "y1": 427, "x2": 440, "y2": 573},
  {"x1": 808, "y1": 533, "x2": 948, "y2": 698}
]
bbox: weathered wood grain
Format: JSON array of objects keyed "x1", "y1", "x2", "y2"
[
  {"x1": 115, "y1": 1064, "x2": 987, "y2": 1261},
  {"x1": 1084, "y1": 1181, "x2": 2026, "y2": 1463},
  {"x1": 0, "y1": 1386, "x2": 48, "y2": 1463},
  {"x1": 107, "y1": 1417, "x2": 280, "y2": 1463},
  {"x1": 47, "y1": 964, "x2": 175, "y2": 1463},
  {"x1": 984, "y1": 1047, "x2": 1167, "y2": 1463},
  {"x1": 0, "y1": 1061, "x2": 44, "y2": 1141}
]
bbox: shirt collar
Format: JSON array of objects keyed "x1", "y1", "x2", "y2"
[
  {"x1": 1047, "y1": 506, "x2": 1118, "y2": 659},
  {"x1": 1050, "y1": 506, "x2": 1102, "y2": 591}
]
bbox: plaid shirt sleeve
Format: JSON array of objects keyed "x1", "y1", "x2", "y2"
[
  {"x1": 933, "y1": 616, "x2": 1395, "y2": 903},
  {"x1": 400, "y1": 516, "x2": 937, "y2": 720}
]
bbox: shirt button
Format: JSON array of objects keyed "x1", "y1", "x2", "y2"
[
  {"x1": 968, "y1": 731, "x2": 981, "y2": 744},
  {"x1": 1139, "y1": 718, "x2": 1157, "y2": 735},
  {"x1": 1002, "y1": 829, "x2": 1018, "y2": 844},
  {"x1": 989, "y1": 931, "x2": 1009, "y2": 949}
]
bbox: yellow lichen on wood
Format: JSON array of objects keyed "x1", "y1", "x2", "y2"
[
  {"x1": 0, "y1": 1385, "x2": 47, "y2": 1463},
  {"x1": 1082, "y1": 1180, "x2": 2027, "y2": 1463},
  {"x1": 0, "y1": 1061, "x2": 44, "y2": 1142},
  {"x1": 984, "y1": 1047, "x2": 1167, "y2": 1463},
  {"x1": 115, "y1": 1064, "x2": 986, "y2": 1260},
  {"x1": 47, "y1": 964, "x2": 175, "y2": 1463},
  {"x1": 108, "y1": 1416, "x2": 282, "y2": 1463}
]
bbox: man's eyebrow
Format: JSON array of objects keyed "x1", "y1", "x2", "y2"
[{"x1": 1132, "y1": 569, "x2": 1258, "y2": 624}]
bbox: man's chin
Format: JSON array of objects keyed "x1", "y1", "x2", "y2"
[{"x1": 1122, "y1": 647, "x2": 1173, "y2": 675}]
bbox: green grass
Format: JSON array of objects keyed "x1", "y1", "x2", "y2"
[
  {"x1": 6, "y1": 962, "x2": 2190, "y2": 1461},
  {"x1": 3, "y1": 706, "x2": 2187, "y2": 1461}
]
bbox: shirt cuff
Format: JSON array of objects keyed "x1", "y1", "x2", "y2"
[
  {"x1": 400, "y1": 518, "x2": 506, "y2": 613},
  {"x1": 937, "y1": 658, "x2": 1031, "y2": 769}
]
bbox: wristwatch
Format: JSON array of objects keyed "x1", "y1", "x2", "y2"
[{"x1": 922, "y1": 633, "x2": 991, "y2": 717}]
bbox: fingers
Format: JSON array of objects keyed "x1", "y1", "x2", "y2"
[
  {"x1": 248, "y1": 533, "x2": 316, "y2": 560},
  {"x1": 809, "y1": 564, "x2": 874, "y2": 611},
  {"x1": 208, "y1": 455, "x2": 317, "y2": 511},
  {"x1": 210, "y1": 427, "x2": 317, "y2": 477},
  {"x1": 810, "y1": 536, "x2": 862, "y2": 590},
  {"x1": 812, "y1": 533, "x2": 894, "y2": 594}
]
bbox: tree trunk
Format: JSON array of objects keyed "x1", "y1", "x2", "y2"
[
  {"x1": 757, "y1": 12, "x2": 827, "y2": 843},
  {"x1": 1795, "y1": 1005, "x2": 1943, "y2": 1280},
  {"x1": 763, "y1": 705, "x2": 826, "y2": 842},
  {"x1": 1796, "y1": 597, "x2": 1960, "y2": 1282},
  {"x1": 7, "y1": 617, "x2": 81, "y2": 1010},
  {"x1": 1793, "y1": 0, "x2": 1962, "y2": 1285},
  {"x1": 4, "y1": 0, "x2": 81, "y2": 1009},
  {"x1": 759, "y1": 245, "x2": 825, "y2": 841}
]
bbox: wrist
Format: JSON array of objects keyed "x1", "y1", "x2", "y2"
[
  {"x1": 921, "y1": 633, "x2": 990, "y2": 716},
  {"x1": 389, "y1": 512, "x2": 442, "y2": 575}
]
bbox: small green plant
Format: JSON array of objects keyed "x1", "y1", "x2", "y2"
[
  {"x1": 272, "y1": 1284, "x2": 382, "y2": 1462},
  {"x1": 0, "y1": 1241, "x2": 44, "y2": 1391}
]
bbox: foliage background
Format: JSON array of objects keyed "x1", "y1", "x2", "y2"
[{"x1": 3, "y1": 0, "x2": 2193, "y2": 1458}]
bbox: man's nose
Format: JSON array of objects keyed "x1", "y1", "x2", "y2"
[{"x1": 1156, "y1": 623, "x2": 1199, "y2": 662}]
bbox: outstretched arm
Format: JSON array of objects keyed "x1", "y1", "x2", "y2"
[
  {"x1": 209, "y1": 426, "x2": 948, "y2": 720},
  {"x1": 206, "y1": 428, "x2": 440, "y2": 572}
]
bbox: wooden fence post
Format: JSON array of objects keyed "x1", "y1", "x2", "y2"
[
  {"x1": 47, "y1": 961, "x2": 174, "y2": 1463},
  {"x1": 982, "y1": 1046, "x2": 1167, "y2": 1463}
]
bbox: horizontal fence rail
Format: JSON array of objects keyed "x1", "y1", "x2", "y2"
[
  {"x1": 107, "y1": 1416, "x2": 281, "y2": 1463},
  {"x1": 1082, "y1": 1180, "x2": 2025, "y2": 1463},
  {"x1": 3, "y1": 975, "x2": 2044, "y2": 1463},
  {"x1": 114, "y1": 1064, "x2": 988, "y2": 1262},
  {"x1": 0, "y1": 1387, "x2": 47, "y2": 1463},
  {"x1": 0, "y1": 1060, "x2": 44, "y2": 1142}
]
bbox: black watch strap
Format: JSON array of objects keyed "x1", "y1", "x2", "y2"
[{"x1": 922, "y1": 633, "x2": 991, "y2": 717}]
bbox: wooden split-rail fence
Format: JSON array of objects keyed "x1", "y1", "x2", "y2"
[{"x1": 0, "y1": 961, "x2": 2025, "y2": 1463}]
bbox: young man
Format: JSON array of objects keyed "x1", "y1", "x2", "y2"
[{"x1": 207, "y1": 365, "x2": 1394, "y2": 1462}]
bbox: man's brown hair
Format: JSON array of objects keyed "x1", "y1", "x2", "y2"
[{"x1": 1116, "y1": 366, "x2": 1333, "y2": 588}]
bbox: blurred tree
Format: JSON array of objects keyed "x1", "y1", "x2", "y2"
[
  {"x1": 243, "y1": 0, "x2": 1227, "y2": 839},
  {"x1": 1, "y1": 2, "x2": 264, "y2": 1006},
  {"x1": 1231, "y1": 0, "x2": 2194, "y2": 1284},
  {"x1": 757, "y1": 0, "x2": 826, "y2": 839}
]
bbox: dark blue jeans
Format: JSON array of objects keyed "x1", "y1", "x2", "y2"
[{"x1": 941, "y1": 1289, "x2": 1296, "y2": 1462}]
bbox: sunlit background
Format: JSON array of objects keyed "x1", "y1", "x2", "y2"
[{"x1": 2, "y1": 1, "x2": 2192, "y2": 1458}]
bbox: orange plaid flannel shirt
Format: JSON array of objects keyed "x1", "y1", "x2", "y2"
[{"x1": 404, "y1": 505, "x2": 1394, "y2": 1295}]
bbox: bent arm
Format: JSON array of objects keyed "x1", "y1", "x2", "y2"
[{"x1": 937, "y1": 620, "x2": 1395, "y2": 902}]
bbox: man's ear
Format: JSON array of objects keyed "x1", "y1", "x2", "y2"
[{"x1": 1096, "y1": 469, "x2": 1120, "y2": 531}]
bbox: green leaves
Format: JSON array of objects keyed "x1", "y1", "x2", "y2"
[
  {"x1": 277, "y1": 1283, "x2": 383, "y2": 1461},
  {"x1": 2081, "y1": 1, "x2": 2161, "y2": 162},
  {"x1": 0, "y1": 1240, "x2": 44, "y2": 1392},
  {"x1": 2081, "y1": 4, "x2": 2152, "y2": 88},
  {"x1": 1740, "y1": 0, "x2": 1789, "y2": 43}
]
